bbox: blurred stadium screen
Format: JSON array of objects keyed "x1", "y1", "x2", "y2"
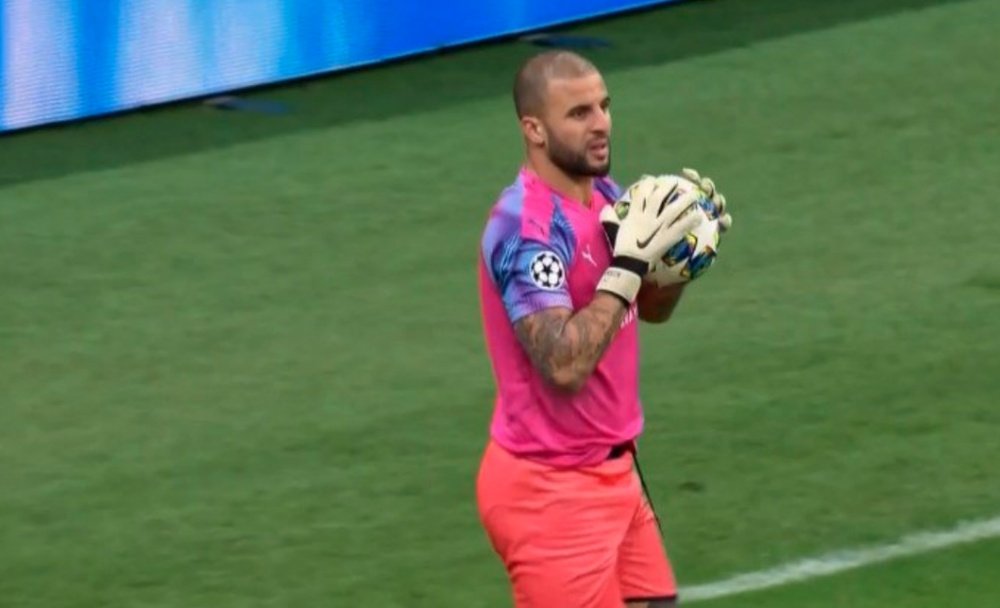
[{"x1": 0, "y1": 0, "x2": 679, "y2": 133}]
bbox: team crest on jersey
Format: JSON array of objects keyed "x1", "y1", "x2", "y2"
[{"x1": 529, "y1": 251, "x2": 565, "y2": 290}]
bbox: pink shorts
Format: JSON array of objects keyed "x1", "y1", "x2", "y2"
[{"x1": 477, "y1": 440, "x2": 677, "y2": 608}]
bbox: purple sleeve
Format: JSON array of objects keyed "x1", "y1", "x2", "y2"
[
  {"x1": 482, "y1": 212, "x2": 573, "y2": 324},
  {"x1": 595, "y1": 176, "x2": 624, "y2": 203}
]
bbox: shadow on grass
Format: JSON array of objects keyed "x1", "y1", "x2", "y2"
[{"x1": 0, "y1": 0, "x2": 968, "y2": 188}]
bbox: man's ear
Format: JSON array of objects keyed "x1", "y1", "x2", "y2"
[{"x1": 520, "y1": 116, "x2": 545, "y2": 147}]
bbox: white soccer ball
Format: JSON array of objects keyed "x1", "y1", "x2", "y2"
[{"x1": 646, "y1": 179, "x2": 723, "y2": 287}]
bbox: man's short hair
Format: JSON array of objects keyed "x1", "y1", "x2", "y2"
[{"x1": 513, "y1": 50, "x2": 599, "y2": 118}]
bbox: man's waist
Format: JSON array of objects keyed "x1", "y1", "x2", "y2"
[
  {"x1": 606, "y1": 441, "x2": 634, "y2": 460},
  {"x1": 489, "y1": 426, "x2": 638, "y2": 467}
]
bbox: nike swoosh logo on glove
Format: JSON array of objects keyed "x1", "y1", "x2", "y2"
[{"x1": 635, "y1": 224, "x2": 663, "y2": 249}]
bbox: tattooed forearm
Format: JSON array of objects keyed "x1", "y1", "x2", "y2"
[{"x1": 514, "y1": 293, "x2": 627, "y2": 392}]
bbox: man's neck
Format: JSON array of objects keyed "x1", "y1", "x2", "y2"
[{"x1": 525, "y1": 156, "x2": 593, "y2": 207}]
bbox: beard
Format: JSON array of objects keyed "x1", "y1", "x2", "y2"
[{"x1": 546, "y1": 133, "x2": 611, "y2": 178}]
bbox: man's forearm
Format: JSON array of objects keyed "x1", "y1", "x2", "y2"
[
  {"x1": 514, "y1": 293, "x2": 627, "y2": 392},
  {"x1": 637, "y1": 282, "x2": 686, "y2": 324}
]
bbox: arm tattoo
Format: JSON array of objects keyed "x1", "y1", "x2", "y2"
[{"x1": 514, "y1": 293, "x2": 626, "y2": 391}]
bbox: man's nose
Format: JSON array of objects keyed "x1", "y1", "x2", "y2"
[{"x1": 591, "y1": 108, "x2": 611, "y2": 133}]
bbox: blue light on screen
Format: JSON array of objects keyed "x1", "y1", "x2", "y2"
[{"x1": 0, "y1": 0, "x2": 675, "y2": 133}]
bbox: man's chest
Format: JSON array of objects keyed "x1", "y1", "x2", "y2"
[{"x1": 565, "y1": 215, "x2": 613, "y2": 307}]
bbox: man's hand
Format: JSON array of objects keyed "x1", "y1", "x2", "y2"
[{"x1": 596, "y1": 175, "x2": 704, "y2": 305}]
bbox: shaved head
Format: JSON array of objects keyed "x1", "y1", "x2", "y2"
[{"x1": 513, "y1": 50, "x2": 599, "y2": 118}]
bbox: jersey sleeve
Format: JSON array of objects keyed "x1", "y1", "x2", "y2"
[
  {"x1": 482, "y1": 210, "x2": 574, "y2": 324},
  {"x1": 594, "y1": 175, "x2": 624, "y2": 205}
]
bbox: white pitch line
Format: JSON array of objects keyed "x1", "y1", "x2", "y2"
[{"x1": 682, "y1": 515, "x2": 1000, "y2": 603}]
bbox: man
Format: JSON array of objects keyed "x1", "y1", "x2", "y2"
[{"x1": 476, "y1": 50, "x2": 731, "y2": 608}]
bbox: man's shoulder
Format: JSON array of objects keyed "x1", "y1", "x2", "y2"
[
  {"x1": 594, "y1": 175, "x2": 623, "y2": 204},
  {"x1": 486, "y1": 174, "x2": 557, "y2": 246}
]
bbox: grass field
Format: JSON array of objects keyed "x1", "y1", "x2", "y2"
[{"x1": 2, "y1": 0, "x2": 999, "y2": 606}]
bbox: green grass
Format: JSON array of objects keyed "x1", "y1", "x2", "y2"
[
  {"x1": 2, "y1": 0, "x2": 999, "y2": 606},
  {"x1": 697, "y1": 538, "x2": 1000, "y2": 607}
]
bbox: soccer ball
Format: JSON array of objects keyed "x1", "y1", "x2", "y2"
[{"x1": 647, "y1": 181, "x2": 723, "y2": 287}]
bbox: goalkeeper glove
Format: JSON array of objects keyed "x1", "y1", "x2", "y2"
[
  {"x1": 596, "y1": 174, "x2": 705, "y2": 304},
  {"x1": 681, "y1": 167, "x2": 732, "y2": 231}
]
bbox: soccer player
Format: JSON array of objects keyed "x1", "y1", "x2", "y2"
[{"x1": 476, "y1": 50, "x2": 731, "y2": 608}]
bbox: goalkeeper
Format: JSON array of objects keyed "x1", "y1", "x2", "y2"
[{"x1": 476, "y1": 50, "x2": 732, "y2": 608}]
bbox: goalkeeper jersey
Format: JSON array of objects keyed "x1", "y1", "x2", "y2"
[{"x1": 478, "y1": 166, "x2": 642, "y2": 469}]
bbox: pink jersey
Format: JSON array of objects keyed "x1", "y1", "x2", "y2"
[{"x1": 478, "y1": 167, "x2": 642, "y2": 468}]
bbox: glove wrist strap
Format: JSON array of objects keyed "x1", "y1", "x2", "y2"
[
  {"x1": 610, "y1": 256, "x2": 648, "y2": 276},
  {"x1": 596, "y1": 257, "x2": 647, "y2": 305}
]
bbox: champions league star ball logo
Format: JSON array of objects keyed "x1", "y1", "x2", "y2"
[{"x1": 529, "y1": 251, "x2": 565, "y2": 290}]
